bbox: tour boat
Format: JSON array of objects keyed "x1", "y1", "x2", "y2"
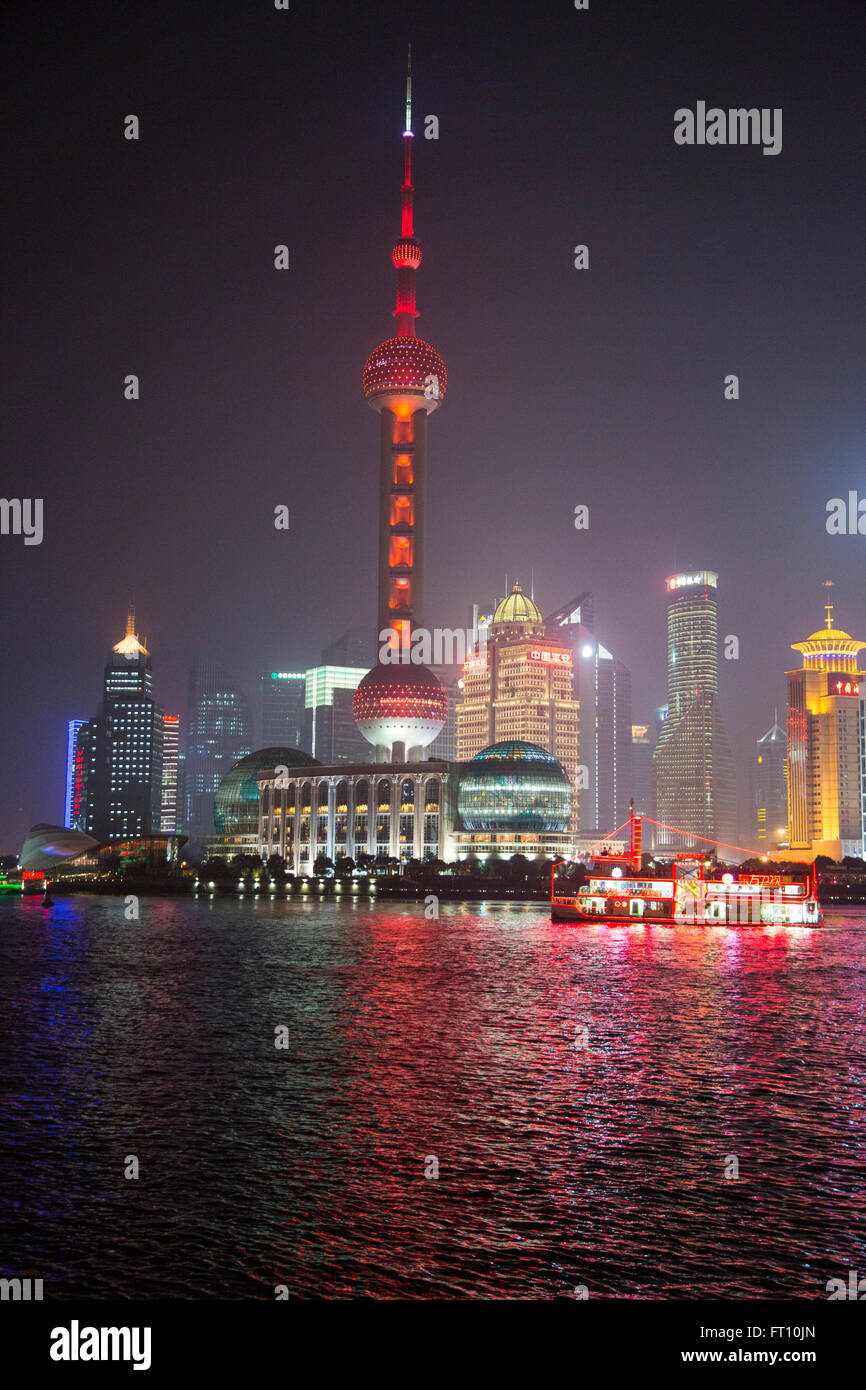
[{"x1": 551, "y1": 815, "x2": 823, "y2": 927}]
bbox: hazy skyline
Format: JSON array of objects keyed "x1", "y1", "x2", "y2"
[{"x1": 2, "y1": 0, "x2": 865, "y2": 848}]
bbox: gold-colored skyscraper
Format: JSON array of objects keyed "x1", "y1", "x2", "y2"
[
  {"x1": 456, "y1": 582, "x2": 580, "y2": 825},
  {"x1": 786, "y1": 599, "x2": 865, "y2": 860}
]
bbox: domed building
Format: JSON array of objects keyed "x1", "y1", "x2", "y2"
[
  {"x1": 455, "y1": 740, "x2": 574, "y2": 863},
  {"x1": 353, "y1": 662, "x2": 447, "y2": 762},
  {"x1": 784, "y1": 600, "x2": 866, "y2": 861},
  {"x1": 456, "y1": 583, "x2": 581, "y2": 832},
  {"x1": 489, "y1": 581, "x2": 545, "y2": 636},
  {"x1": 206, "y1": 747, "x2": 319, "y2": 860}
]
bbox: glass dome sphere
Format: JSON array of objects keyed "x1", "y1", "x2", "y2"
[
  {"x1": 458, "y1": 740, "x2": 571, "y2": 833},
  {"x1": 353, "y1": 664, "x2": 447, "y2": 753},
  {"x1": 214, "y1": 747, "x2": 319, "y2": 837}
]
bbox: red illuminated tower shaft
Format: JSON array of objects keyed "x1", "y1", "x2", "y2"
[{"x1": 362, "y1": 47, "x2": 447, "y2": 657}]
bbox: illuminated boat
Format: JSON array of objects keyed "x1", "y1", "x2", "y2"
[{"x1": 551, "y1": 814, "x2": 823, "y2": 927}]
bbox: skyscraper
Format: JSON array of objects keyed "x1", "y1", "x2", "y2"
[
  {"x1": 786, "y1": 600, "x2": 864, "y2": 860},
  {"x1": 260, "y1": 672, "x2": 305, "y2": 748},
  {"x1": 547, "y1": 598, "x2": 633, "y2": 837},
  {"x1": 754, "y1": 712, "x2": 787, "y2": 846},
  {"x1": 184, "y1": 659, "x2": 253, "y2": 853},
  {"x1": 304, "y1": 665, "x2": 370, "y2": 762},
  {"x1": 69, "y1": 719, "x2": 98, "y2": 835},
  {"x1": 64, "y1": 719, "x2": 86, "y2": 828},
  {"x1": 160, "y1": 714, "x2": 181, "y2": 834},
  {"x1": 653, "y1": 571, "x2": 737, "y2": 853},
  {"x1": 81, "y1": 606, "x2": 165, "y2": 841},
  {"x1": 321, "y1": 628, "x2": 376, "y2": 670},
  {"x1": 352, "y1": 51, "x2": 448, "y2": 763},
  {"x1": 456, "y1": 582, "x2": 581, "y2": 826},
  {"x1": 428, "y1": 671, "x2": 459, "y2": 760}
]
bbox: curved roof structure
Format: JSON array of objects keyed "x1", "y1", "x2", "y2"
[
  {"x1": 458, "y1": 740, "x2": 571, "y2": 833},
  {"x1": 491, "y1": 581, "x2": 544, "y2": 630},
  {"x1": 353, "y1": 663, "x2": 447, "y2": 752},
  {"x1": 20, "y1": 824, "x2": 99, "y2": 872},
  {"x1": 791, "y1": 606, "x2": 866, "y2": 672},
  {"x1": 215, "y1": 747, "x2": 319, "y2": 837}
]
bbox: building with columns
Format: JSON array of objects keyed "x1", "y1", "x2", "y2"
[{"x1": 257, "y1": 761, "x2": 459, "y2": 872}]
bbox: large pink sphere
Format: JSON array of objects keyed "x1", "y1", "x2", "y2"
[
  {"x1": 362, "y1": 336, "x2": 447, "y2": 409},
  {"x1": 353, "y1": 664, "x2": 447, "y2": 754}
]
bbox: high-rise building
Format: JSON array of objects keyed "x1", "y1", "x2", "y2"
[
  {"x1": 79, "y1": 606, "x2": 165, "y2": 841},
  {"x1": 305, "y1": 666, "x2": 371, "y2": 763},
  {"x1": 428, "y1": 672, "x2": 459, "y2": 760},
  {"x1": 351, "y1": 51, "x2": 448, "y2": 764},
  {"x1": 160, "y1": 714, "x2": 181, "y2": 834},
  {"x1": 786, "y1": 601, "x2": 864, "y2": 860},
  {"x1": 184, "y1": 658, "x2": 253, "y2": 853},
  {"x1": 261, "y1": 672, "x2": 305, "y2": 749},
  {"x1": 321, "y1": 628, "x2": 376, "y2": 670},
  {"x1": 754, "y1": 712, "x2": 787, "y2": 846},
  {"x1": 69, "y1": 719, "x2": 98, "y2": 835},
  {"x1": 653, "y1": 571, "x2": 737, "y2": 853},
  {"x1": 456, "y1": 582, "x2": 581, "y2": 825},
  {"x1": 547, "y1": 599, "x2": 632, "y2": 836},
  {"x1": 64, "y1": 719, "x2": 86, "y2": 828}
]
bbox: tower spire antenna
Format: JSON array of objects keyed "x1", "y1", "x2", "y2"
[
  {"x1": 405, "y1": 42, "x2": 413, "y2": 135},
  {"x1": 824, "y1": 578, "x2": 834, "y2": 629},
  {"x1": 126, "y1": 596, "x2": 135, "y2": 638},
  {"x1": 400, "y1": 44, "x2": 415, "y2": 243},
  {"x1": 361, "y1": 47, "x2": 446, "y2": 668}
]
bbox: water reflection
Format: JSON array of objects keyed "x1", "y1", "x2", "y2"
[{"x1": 0, "y1": 896, "x2": 864, "y2": 1298}]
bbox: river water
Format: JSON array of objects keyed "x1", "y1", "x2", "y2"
[{"x1": 1, "y1": 894, "x2": 864, "y2": 1299}]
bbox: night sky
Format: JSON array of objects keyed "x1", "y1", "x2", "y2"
[{"x1": 2, "y1": 0, "x2": 864, "y2": 850}]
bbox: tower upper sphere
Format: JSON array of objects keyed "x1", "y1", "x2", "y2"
[
  {"x1": 362, "y1": 47, "x2": 445, "y2": 415},
  {"x1": 363, "y1": 336, "x2": 447, "y2": 412}
]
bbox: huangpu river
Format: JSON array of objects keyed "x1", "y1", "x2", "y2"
[{"x1": 1, "y1": 894, "x2": 865, "y2": 1299}]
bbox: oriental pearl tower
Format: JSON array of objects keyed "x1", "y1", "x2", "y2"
[{"x1": 353, "y1": 48, "x2": 448, "y2": 763}]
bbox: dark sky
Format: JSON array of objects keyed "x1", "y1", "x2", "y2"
[{"x1": 2, "y1": 0, "x2": 865, "y2": 849}]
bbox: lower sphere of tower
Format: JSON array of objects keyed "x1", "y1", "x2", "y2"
[{"x1": 353, "y1": 663, "x2": 447, "y2": 753}]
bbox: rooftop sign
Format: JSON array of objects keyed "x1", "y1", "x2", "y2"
[{"x1": 666, "y1": 571, "x2": 718, "y2": 592}]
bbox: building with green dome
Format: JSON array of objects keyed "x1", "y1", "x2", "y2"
[{"x1": 204, "y1": 746, "x2": 320, "y2": 860}]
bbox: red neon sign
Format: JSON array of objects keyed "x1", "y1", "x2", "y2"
[{"x1": 528, "y1": 649, "x2": 573, "y2": 665}]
